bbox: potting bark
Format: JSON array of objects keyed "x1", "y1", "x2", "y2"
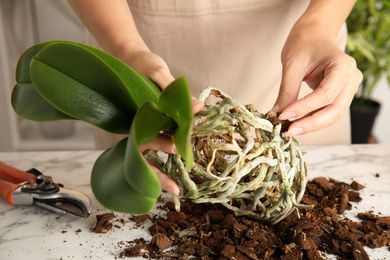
[{"x1": 105, "y1": 177, "x2": 390, "y2": 259}]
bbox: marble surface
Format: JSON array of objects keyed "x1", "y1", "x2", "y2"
[{"x1": 0, "y1": 144, "x2": 389, "y2": 259}]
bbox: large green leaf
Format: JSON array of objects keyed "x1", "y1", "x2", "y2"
[
  {"x1": 91, "y1": 138, "x2": 157, "y2": 213},
  {"x1": 124, "y1": 101, "x2": 174, "y2": 198},
  {"x1": 12, "y1": 41, "x2": 161, "y2": 133},
  {"x1": 12, "y1": 41, "x2": 71, "y2": 121},
  {"x1": 30, "y1": 60, "x2": 131, "y2": 133},
  {"x1": 15, "y1": 41, "x2": 56, "y2": 83},
  {"x1": 31, "y1": 42, "x2": 161, "y2": 111},
  {"x1": 124, "y1": 77, "x2": 193, "y2": 204},
  {"x1": 157, "y1": 77, "x2": 193, "y2": 168},
  {"x1": 12, "y1": 83, "x2": 73, "y2": 121},
  {"x1": 78, "y1": 44, "x2": 161, "y2": 107}
]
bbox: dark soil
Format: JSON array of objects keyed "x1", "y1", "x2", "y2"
[{"x1": 94, "y1": 177, "x2": 390, "y2": 259}]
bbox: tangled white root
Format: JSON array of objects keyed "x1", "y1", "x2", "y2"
[{"x1": 162, "y1": 87, "x2": 311, "y2": 224}]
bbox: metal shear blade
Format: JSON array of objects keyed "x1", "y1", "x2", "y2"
[
  {"x1": 12, "y1": 186, "x2": 92, "y2": 218},
  {"x1": 0, "y1": 161, "x2": 92, "y2": 218}
]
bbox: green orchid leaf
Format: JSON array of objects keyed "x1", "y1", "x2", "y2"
[
  {"x1": 30, "y1": 59, "x2": 131, "y2": 133},
  {"x1": 12, "y1": 83, "x2": 73, "y2": 121},
  {"x1": 91, "y1": 100, "x2": 173, "y2": 214},
  {"x1": 13, "y1": 41, "x2": 161, "y2": 133},
  {"x1": 15, "y1": 41, "x2": 60, "y2": 83},
  {"x1": 78, "y1": 43, "x2": 161, "y2": 107},
  {"x1": 29, "y1": 42, "x2": 160, "y2": 133},
  {"x1": 91, "y1": 138, "x2": 157, "y2": 213},
  {"x1": 12, "y1": 41, "x2": 71, "y2": 121},
  {"x1": 31, "y1": 42, "x2": 161, "y2": 112},
  {"x1": 157, "y1": 77, "x2": 193, "y2": 168},
  {"x1": 124, "y1": 101, "x2": 175, "y2": 198},
  {"x1": 123, "y1": 78, "x2": 193, "y2": 205}
]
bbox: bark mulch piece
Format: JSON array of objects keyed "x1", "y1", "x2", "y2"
[
  {"x1": 91, "y1": 212, "x2": 116, "y2": 233},
  {"x1": 113, "y1": 177, "x2": 389, "y2": 259}
]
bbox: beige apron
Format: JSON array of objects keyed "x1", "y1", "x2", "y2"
[{"x1": 91, "y1": 0, "x2": 350, "y2": 149}]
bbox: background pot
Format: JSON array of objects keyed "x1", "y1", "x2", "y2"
[
  {"x1": 38, "y1": 121, "x2": 75, "y2": 139},
  {"x1": 350, "y1": 98, "x2": 381, "y2": 144}
]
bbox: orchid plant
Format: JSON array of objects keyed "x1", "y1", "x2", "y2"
[{"x1": 12, "y1": 41, "x2": 193, "y2": 214}]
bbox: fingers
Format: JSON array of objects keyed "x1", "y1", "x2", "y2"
[
  {"x1": 278, "y1": 55, "x2": 359, "y2": 121},
  {"x1": 282, "y1": 66, "x2": 362, "y2": 137},
  {"x1": 273, "y1": 59, "x2": 307, "y2": 113},
  {"x1": 143, "y1": 144, "x2": 180, "y2": 195},
  {"x1": 115, "y1": 134, "x2": 127, "y2": 142},
  {"x1": 191, "y1": 97, "x2": 204, "y2": 114},
  {"x1": 274, "y1": 43, "x2": 362, "y2": 137},
  {"x1": 149, "y1": 164, "x2": 180, "y2": 195},
  {"x1": 145, "y1": 148, "x2": 180, "y2": 194},
  {"x1": 140, "y1": 134, "x2": 177, "y2": 154},
  {"x1": 141, "y1": 135, "x2": 181, "y2": 195}
]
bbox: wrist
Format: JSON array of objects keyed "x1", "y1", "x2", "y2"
[
  {"x1": 293, "y1": 0, "x2": 355, "y2": 41},
  {"x1": 105, "y1": 38, "x2": 150, "y2": 63},
  {"x1": 292, "y1": 14, "x2": 341, "y2": 42}
]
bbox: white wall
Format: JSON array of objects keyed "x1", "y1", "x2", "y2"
[
  {"x1": 0, "y1": 0, "x2": 86, "y2": 151},
  {"x1": 34, "y1": 0, "x2": 84, "y2": 42},
  {"x1": 0, "y1": 0, "x2": 36, "y2": 151},
  {"x1": 372, "y1": 77, "x2": 390, "y2": 144}
]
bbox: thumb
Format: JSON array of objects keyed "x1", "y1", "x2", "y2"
[{"x1": 273, "y1": 62, "x2": 304, "y2": 114}]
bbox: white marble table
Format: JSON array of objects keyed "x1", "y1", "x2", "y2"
[{"x1": 0, "y1": 144, "x2": 389, "y2": 259}]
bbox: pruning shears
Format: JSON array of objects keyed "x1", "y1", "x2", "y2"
[{"x1": 0, "y1": 161, "x2": 92, "y2": 218}]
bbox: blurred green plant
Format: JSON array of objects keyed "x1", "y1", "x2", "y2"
[{"x1": 347, "y1": 0, "x2": 390, "y2": 105}]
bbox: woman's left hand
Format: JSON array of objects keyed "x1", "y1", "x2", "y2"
[{"x1": 273, "y1": 26, "x2": 363, "y2": 137}]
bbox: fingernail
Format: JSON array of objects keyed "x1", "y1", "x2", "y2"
[
  {"x1": 172, "y1": 147, "x2": 178, "y2": 154},
  {"x1": 162, "y1": 185, "x2": 180, "y2": 195},
  {"x1": 284, "y1": 127, "x2": 304, "y2": 137},
  {"x1": 279, "y1": 111, "x2": 296, "y2": 121},
  {"x1": 272, "y1": 104, "x2": 280, "y2": 112}
]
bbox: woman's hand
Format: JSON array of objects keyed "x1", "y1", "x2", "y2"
[
  {"x1": 139, "y1": 135, "x2": 181, "y2": 195},
  {"x1": 120, "y1": 50, "x2": 204, "y2": 194},
  {"x1": 273, "y1": 26, "x2": 362, "y2": 137},
  {"x1": 273, "y1": 0, "x2": 362, "y2": 137}
]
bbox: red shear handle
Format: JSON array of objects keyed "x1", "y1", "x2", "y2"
[
  {"x1": 0, "y1": 161, "x2": 36, "y2": 184},
  {"x1": 0, "y1": 180, "x2": 20, "y2": 205}
]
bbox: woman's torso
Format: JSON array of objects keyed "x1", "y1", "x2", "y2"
[{"x1": 91, "y1": 0, "x2": 350, "y2": 148}]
